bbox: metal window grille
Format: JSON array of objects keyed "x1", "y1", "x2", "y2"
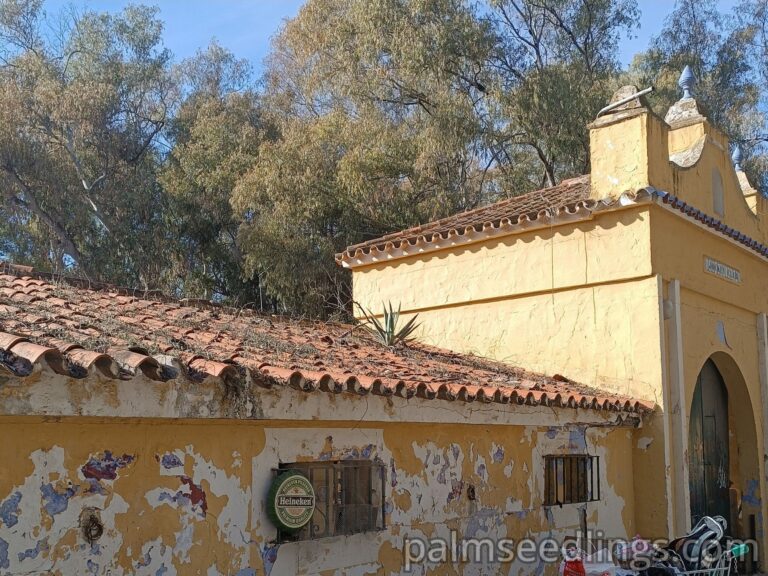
[
  {"x1": 275, "y1": 460, "x2": 386, "y2": 542},
  {"x1": 544, "y1": 455, "x2": 600, "y2": 506}
]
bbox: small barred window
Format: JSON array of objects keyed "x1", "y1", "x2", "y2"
[{"x1": 544, "y1": 455, "x2": 600, "y2": 506}]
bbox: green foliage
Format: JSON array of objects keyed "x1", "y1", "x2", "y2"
[
  {"x1": 488, "y1": 0, "x2": 640, "y2": 185},
  {"x1": 2, "y1": 0, "x2": 768, "y2": 320},
  {"x1": 233, "y1": 0, "x2": 496, "y2": 316},
  {"x1": 356, "y1": 302, "x2": 421, "y2": 347},
  {"x1": 233, "y1": 0, "x2": 641, "y2": 317},
  {"x1": 159, "y1": 42, "x2": 268, "y2": 302},
  {"x1": 0, "y1": 0, "x2": 175, "y2": 285}
]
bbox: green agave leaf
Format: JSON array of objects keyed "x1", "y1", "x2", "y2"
[
  {"x1": 356, "y1": 301, "x2": 421, "y2": 347},
  {"x1": 396, "y1": 313, "x2": 421, "y2": 342}
]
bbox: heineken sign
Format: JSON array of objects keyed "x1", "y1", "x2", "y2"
[
  {"x1": 267, "y1": 471, "x2": 316, "y2": 532},
  {"x1": 277, "y1": 494, "x2": 314, "y2": 507}
]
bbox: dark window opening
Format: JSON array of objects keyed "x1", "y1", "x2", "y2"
[
  {"x1": 544, "y1": 455, "x2": 600, "y2": 506},
  {"x1": 276, "y1": 460, "x2": 386, "y2": 541}
]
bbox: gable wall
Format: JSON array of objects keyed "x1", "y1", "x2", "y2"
[{"x1": 353, "y1": 208, "x2": 663, "y2": 403}]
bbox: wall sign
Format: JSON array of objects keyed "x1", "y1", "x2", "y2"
[
  {"x1": 704, "y1": 257, "x2": 741, "y2": 284},
  {"x1": 267, "y1": 471, "x2": 315, "y2": 532}
]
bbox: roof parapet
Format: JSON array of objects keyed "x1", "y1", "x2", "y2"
[{"x1": 588, "y1": 85, "x2": 670, "y2": 201}]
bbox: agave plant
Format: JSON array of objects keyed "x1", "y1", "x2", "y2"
[{"x1": 356, "y1": 302, "x2": 421, "y2": 347}]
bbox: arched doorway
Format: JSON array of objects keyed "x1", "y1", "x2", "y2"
[
  {"x1": 687, "y1": 351, "x2": 762, "y2": 568},
  {"x1": 688, "y1": 359, "x2": 730, "y2": 526}
]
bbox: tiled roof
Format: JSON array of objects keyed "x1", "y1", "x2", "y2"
[
  {"x1": 653, "y1": 188, "x2": 768, "y2": 258},
  {"x1": 337, "y1": 178, "x2": 768, "y2": 267},
  {"x1": 337, "y1": 175, "x2": 592, "y2": 264},
  {"x1": 0, "y1": 264, "x2": 652, "y2": 414}
]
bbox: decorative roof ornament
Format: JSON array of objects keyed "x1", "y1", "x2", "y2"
[
  {"x1": 665, "y1": 65, "x2": 705, "y2": 126},
  {"x1": 732, "y1": 145, "x2": 743, "y2": 171},
  {"x1": 732, "y1": 145, "x2": 761, "y2": 201},
  {"x1": 679, "y1": 65, "x2": 696, "y2": 99}
]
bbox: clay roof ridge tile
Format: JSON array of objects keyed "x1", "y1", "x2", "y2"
[
  {"x1": 339, "y1": 176, "x2": 591, "y2": 256},
  {"x1": 67, "y1": 349, "x2": 120, "y2": 379},
  {"x1": 110, "y1": 349, "x2": 164, "y2": 381},
  {"x1": 8, "y1": 340, "x2": 68, "y2": 375}
]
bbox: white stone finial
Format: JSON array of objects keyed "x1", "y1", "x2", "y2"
[
  {"x1": 732, "y1": 145, "x2": 743, "y2": 171},
  {"x1": 679, "y1": 65, "x2": 696, "y2": 99}
]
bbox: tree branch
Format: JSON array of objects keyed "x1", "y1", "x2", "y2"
[{"x1": 3, "y1": 166, "x2": 85, "y2": 268}]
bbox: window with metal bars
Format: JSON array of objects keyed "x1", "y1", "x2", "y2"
[
  {"x1": 276, "y1": 460, "x2": 386, "y2": 541},
  {"x1": 544, "y1": 455, "x2": 600, "y2": 506}
]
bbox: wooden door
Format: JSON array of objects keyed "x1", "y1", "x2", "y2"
[{"x1": 688, "y1": 359, "x2": 730, "y2": 527}]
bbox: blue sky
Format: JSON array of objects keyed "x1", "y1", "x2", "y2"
[
  {"x1": 46, "y1": 0, "x2": 740, "y2": 71},
  {"x1": 618, "y1": 0, "x2": 740, "y2": 65},
  {"x1": 45, "y1": 0, "x2": 305, "y2": 70}
]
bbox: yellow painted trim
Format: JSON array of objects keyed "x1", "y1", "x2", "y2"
[
  {"x1": 667, "y1": 279, "x2": 691, "y2": 534},
  {"x1": 355, "y1": 273, "x2": 657, "y2": 319},
  {"x1": 657, "y1": 275, "x2": 676, "y2": 536}
]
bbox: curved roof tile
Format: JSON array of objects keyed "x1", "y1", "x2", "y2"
[
  {"x1": 0, "y1": 264, "x2": 654, "y2": 415},
  {"x1": 337, "y1": 176, "x2": 592, "y2": 263},
  {"x1": 338, "y1": 181, "x2": 768, "y2": 266}
]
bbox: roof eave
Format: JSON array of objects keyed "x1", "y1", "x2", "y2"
[{"x1": 337, "y1": 191, "x2": 649, "y2": 269}]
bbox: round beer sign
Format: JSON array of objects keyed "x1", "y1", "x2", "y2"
[{"x1": 267, "y1": 471, "x2": 316, "y2": 532}]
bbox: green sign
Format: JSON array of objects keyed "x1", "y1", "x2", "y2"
[{"x1": 267, "y1": 471, "x2": 316, "y2": 532}]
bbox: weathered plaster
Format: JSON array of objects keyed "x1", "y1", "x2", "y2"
[
  {"x1": 0, "y1": 420, "x2": 260, "y2": 575},
  {"x1": 0, "y1": 364, "x2": 635, "y2": 428},
  {"x1": 0, "y1": 411, "x2": 638, "y2": 575}
]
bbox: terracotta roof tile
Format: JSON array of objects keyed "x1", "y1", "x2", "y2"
[
  {"x1": 338, "y1": 175, "x2": 592, "y2": 261},
  {"x1": 67, "y1": 349, "x2": 120, "y2": 378},
  {"x1": 337, "y1": 180, "x2": 768, "y2": 267},
  {"x1": 7, "y1": 340, "x2": 67, "y2": 375},
  {"x1": 0, "y1": 332, "x2": 26, "y2": 350},
  {"x1": 0, "y1": 263, "x2": 654, "y2": 415}
]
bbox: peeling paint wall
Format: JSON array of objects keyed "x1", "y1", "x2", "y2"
[
  {"x1": 0, "y1": 410, "x2": 637, "y2": 575},
  {"x1": 0, "y1": 421, "x2": 255, "y2": 575}
]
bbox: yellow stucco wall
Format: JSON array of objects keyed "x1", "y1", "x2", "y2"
[
  {"x1": 354, "y1": 208, "x2": 652, "y2": 313},
  {"x1": 350, "y1": 95, "x2": 768, "y2": 555},
  {"x1": 353, "y1": 209, "x2": 663, "y2": 402},
  {"x1": 589, "y1": 103, "x2": 765, "y2": 241},
  {"x1": 589, "y1": 111, "x2": 671, "y2": 200},
  {"x1": 650, "y1": 202, "x2": 768, "y2": 550},
  {"x1": 630, "y1": 413, "x2": 669, "y2": 540},
  {"x1": 0, "y1": 415, "x2": 638, "y2": 575},
  {"x1": 650, "y1": 208, "x2": 768, "y2": 311},
  {"x1": 668, "y1": 142, "x2": 763, "y2": 240},
  {"x1": 648, "y1": 172, "x2": 768, "y2": 463},
  {"x1": 645, "y1": 107, "x2": 768, "y2": 553}
]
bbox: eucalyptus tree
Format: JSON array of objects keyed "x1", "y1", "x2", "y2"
[
  {"x1": 6, "y1": 0, "x2": 743, "y2": 319},
  {"x1": 159, "y1": 42, "x2": 268, "y2": 304},
  {"x1": 0, "y1": 0, "x2": 175, "y2": 284},
  {"x1": 232, "y1": 0, "x2": 641, "y2": 317},
  {"x1": 486, "y1": 0, "x2": 640, "y2": 187},
  {"x1": 233, "y1": 0, "x2": 495, "y2": 316}
]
